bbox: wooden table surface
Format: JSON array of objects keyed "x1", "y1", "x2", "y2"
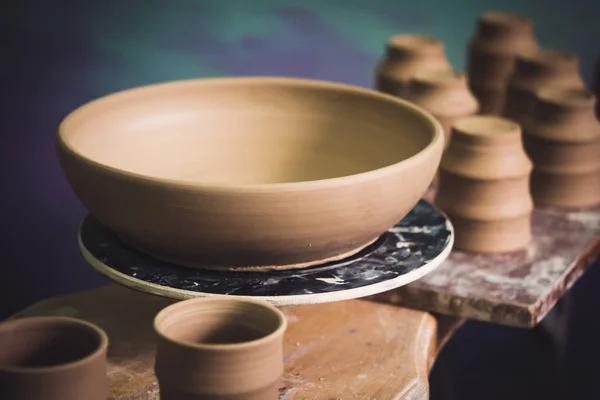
[
  {"x1": 11, "y1": 284, "x2": 452, "y2": 400},
  {"x1": 373, "y1": 190, "x2": 600, "y2": 327}
]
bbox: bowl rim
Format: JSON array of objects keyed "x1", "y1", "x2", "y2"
[{"x1": 57, "y1": 76, "x2": 444, "y2": 192}]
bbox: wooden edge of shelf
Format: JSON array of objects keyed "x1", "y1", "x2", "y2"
[{"x1": 370, "y1": 235, "x2": 600, "y2": 328}]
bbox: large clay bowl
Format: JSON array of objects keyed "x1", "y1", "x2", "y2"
[{"x1": 57, "y1": 77, "x2": 444, "y2": 270}]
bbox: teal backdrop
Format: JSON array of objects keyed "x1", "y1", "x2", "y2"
[{"x1": 2, "y1": 1, "x2": 599, "y2": 399}]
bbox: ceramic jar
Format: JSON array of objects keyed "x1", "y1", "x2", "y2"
[
  {"x1": 467, "y1": 11, "x2": 539, "y2": 115},
  {"x1": 523, "y1": 87, "x2": 600, "y2": 208},
  {"x1": 375, "y1": 34, "x2": 451, "y2": 98},
  {"x1": 405, "y1": 69, "x2": 479, "y2": 145},
  {"x1": 154, "y1": 297, "x2": 287, "y2": 400},
  {"x1": 435, "y1": 116, "x2": 533, "y2": 253},
  {"x1": 503, "y1": 49, "x2": 585, "y2": 125},
  {"x1": 0, "y1": 317, "x2": 109, "y2": 400}
]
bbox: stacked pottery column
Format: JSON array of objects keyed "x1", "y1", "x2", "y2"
[
  {"x1": 405, "y1": 69, "x2": 479, "y2": 146},
  {"x1": 595, "y1": 56, "x2": 600, "y2": 119},
  {"x1": 503, "y1": 49, "x2": 586, "y2": 126},
  {"x1": 375, "y1": 34, "x2": 451, "y2": 98},
  {"x1": 467, "y1": 11, "x2": 539, "y2": 115},
  {"x1": 435, "y1": 116, "x2": 534, "y2": 253},
  {"x1": 523, "y1": 88, "x2": 600, "y2": 208}
]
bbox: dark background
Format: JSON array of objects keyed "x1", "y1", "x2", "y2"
[{"x1": 2, "y1": 0, "x2": 599, "y2": 399}]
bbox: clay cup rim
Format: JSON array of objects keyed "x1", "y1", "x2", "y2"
[
  {"x1": 536, "y1": 87, "x2": 595, "y2": 107},
  {"x1": 154, "y1": 297, "x2": 287, "y2": 351},
  {"x1": 480, "y1": 11, "x2": 532, "y2": 28},
  {"x1": 452, "y1": 115, "x2": 520, "y2": 137},
  {"x1": 517, "y1": 48, "x2": 578, "y2": 69},
  {"x1": 387, "y1": 34, "x2": 443, "y2": 49},
  {"x1": 56, "y1": 77, "x2": 444, "y2": 193},
  {"x1": 411, "y1": 69, "x2": 467, "y2": 86},
  {"x1": 0, "y1": 316, "x2": 109, "y2": 374}
]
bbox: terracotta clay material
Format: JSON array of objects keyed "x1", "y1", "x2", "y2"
[
  {"x1": 595, "y1": 56, "x2": 600, "y2": 119},
  {"x1": 405, "y1": 69, "x2": 479, "y2": 146},
  {"x1": 435, "y1": 116, "x2": 533, "y2": 253},
  {"x1": 503, "y1": 49, "x2": 585, "y2": 125},
  {"x1": 523, "y1": 87, "x2": 600, "y2": 208},
  {"x1": 56, "y1": 77, "x2": 444, "y2": 271},
  {"x1": 467, "y1": 11, "x2": 539, "y2": 115},
  {"x1": 154, "y1": 298, "x2": 286, "y2": 400},
  {"x1": 375, "y1": 34, "x2": 451, "y2": 98},
  {"x1": 0, "y1": 317, "x2": 108, "y2": 400}
]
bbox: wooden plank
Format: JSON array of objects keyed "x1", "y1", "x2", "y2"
[
  {"x1": 372, "y1": 189, "x2": 600, "y2": 327},
  {"x1": 10, "y1": 285, "x2": 440, "y2": 400}
]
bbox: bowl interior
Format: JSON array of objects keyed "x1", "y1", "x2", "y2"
[{"x1": 60, "y1": 79, "x2": 436, "y2": 185}]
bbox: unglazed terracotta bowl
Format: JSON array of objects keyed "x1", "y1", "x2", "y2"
[{"x1": 57, "y1": 77, "x2": 444, "y2": 270}]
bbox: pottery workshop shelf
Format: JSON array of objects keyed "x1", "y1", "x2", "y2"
[
  {"x1": 372, "y1": 189, "x2": 600, "y2": 328},
  {"x1": 12, "y1": 285, "x2": 440, "y2": 400}
]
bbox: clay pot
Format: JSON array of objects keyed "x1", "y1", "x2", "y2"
[
  {"x1": 0, "y1": 317, "x2": 109, "y2": 400},
  {"x1": 435, "y1": 116, "x2": 533, "y2": 253},
  {"x1": 154, "y1": 297, "x2": 286, "y2": 400},
  {"x1": 405, "y1": 69, "x2": 479, "y2": 145},
  {"x1": 467, "y1": 11, "x2": 539, "y2": 115},
  {"x1": 595, "y1": 56, "x2": 600, "y2": 119},
  {"x1": 503, "y1": 49, "x2": 585, "y2": 125},
  {"x1": 56, "y1": 77, "x2": 444, "y2": 271},
  {"x1": 375, "y1": 34, "x2": 451, "y2": 98},
  {"x1": 523, "y1": 87, "x2": 600, "y2": 208}
]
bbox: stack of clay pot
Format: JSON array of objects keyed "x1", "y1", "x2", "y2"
[
  {"x1": 503, "y1": 48, "x2": 586, "y2": 126},
  {"x1": 467, "y1": 11, "x2": 539, "y2": 115},
  {"x1": 375, "y1": 34, "x2": 451, "y2": 98},
  {"x1": 435, "y1": 116, "x2": 534, "y2": 253},
  {"x1": 523, "y1": 87, "x2": 600, "y2": 208},
  {"x1": 595, "y1": 56, "x2": 600, "y2": 119},
  {"x1": 405, "y1": 69, "x2": 479, "y2": 146}
]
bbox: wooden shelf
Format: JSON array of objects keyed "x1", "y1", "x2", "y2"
[{"x1": 372, "y1": 189, "x2": 600, "y2": 327}]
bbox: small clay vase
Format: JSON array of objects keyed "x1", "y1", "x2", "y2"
[
  {"x1": 435, "y1": 115, "x2": 533, "y2": 253},
  {"x1": 154, "y1": 297, "x2": 287, "y2": 400},
  {"x1": 523, "y1": 87, "x2": 600, "y2": 208},
  {"x1": 503, "y1": 49, "x2": 585, "y2": 125},
  {"x1": 467, "y1": 11, "x2": 539, "y2": 115},
  {"x1": 375, "y1": 34, "x2": 451, "y2": 98},
  {"x1": 405, "y1": 69, "x2": 479, "y2": 145},
  {"x1": 0, "y1": 317, "x2": 109, "y2": 400}
]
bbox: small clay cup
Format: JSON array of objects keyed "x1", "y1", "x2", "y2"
[
  {"x1": 154, "y1": 298, "x2": 287, "y2": 400},
  {"x1": 503, "y1": 49, "x2": 585, "y2": 125},
  {"x1": 406, "y1": 69, "x2": 479, "y2": 145},
  {"x1": 375, "y1": 34, "x2": 451, "y2": 98},
  {"x1": 523, "y1": 87, "x2": 600, "y2": 208},
  {"x1": 467, "y1": 11, "x2": 539, "y2": 115},
  {"x1": 0, "y1": 317, "x2": 109, "y2": 400}
]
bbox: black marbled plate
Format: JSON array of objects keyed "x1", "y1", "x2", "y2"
[{"x1": 79, "y1": 200, "x2": 453, "y2": 305}]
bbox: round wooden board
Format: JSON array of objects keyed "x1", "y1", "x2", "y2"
[{"x1": 79, "y1": 200, "x2": 454, "y2": 306}]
